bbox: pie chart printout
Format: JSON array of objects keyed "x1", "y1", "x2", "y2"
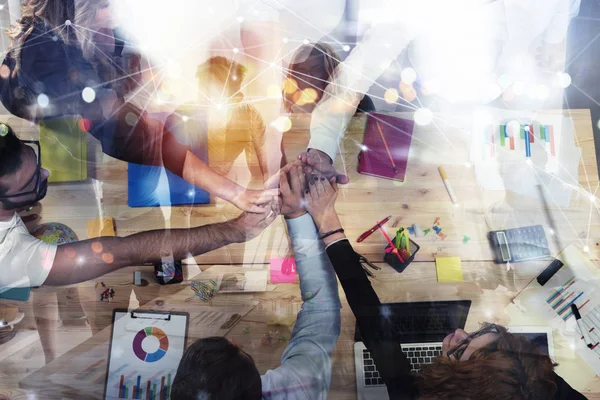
[{"x1": 132, "y1": 327, "x2": 169, "y2": 363}]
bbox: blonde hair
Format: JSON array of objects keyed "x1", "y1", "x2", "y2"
[
  {"x1": 6, "y1": 0, "x2": 110, "y2": 75},
  {"x1": 196, "y1": 56, "x2": 247, "y2": 96}
]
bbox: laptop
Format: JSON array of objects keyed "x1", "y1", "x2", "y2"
[{"x1": 354, "y1": 300, "x2": 471, "y2": 400}]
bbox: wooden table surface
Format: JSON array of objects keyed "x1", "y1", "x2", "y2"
[{"x1": 4, "y1": 110, "x2": 600, "y2": 399}]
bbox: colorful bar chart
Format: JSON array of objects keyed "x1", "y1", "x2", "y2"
[
  {"x1": 485, "y1": 124, "x2": 556, "y2": 160},
  {"x1": 118, "y1": 373, "x2": 173, "y2": 400},
  {"x1": 545, "y1": 277, "x2": 587, "y2": 321}
]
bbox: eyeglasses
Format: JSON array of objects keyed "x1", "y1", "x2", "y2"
[
  {"x1": 0, "y1": 140, "x2": 43, "y2": 201},
  {"x1": 446, "y1": 322, "x2": 500, "y2": 360}
]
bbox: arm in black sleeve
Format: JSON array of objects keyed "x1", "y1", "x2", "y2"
[{"x1": 326, "y1": 239, "x2": 416, "y2": 399}]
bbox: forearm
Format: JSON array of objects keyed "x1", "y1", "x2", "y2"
[
  {"x1": 45, "y1": 221, "x2": 243, "y2": 286},
  {"x1": 182, "y1": 151, "x2": 244, "y2": 201},
  {"x1": 255, "y1": 143, "x2": 270, "y2": 183},
  {"x1": 267, "y1": 215, "x2": 340, "y2": 397},
  {"x1": 286, "y1": 214, "x2": 341, "y2": 311},
  {"x1": 326, "y1": 236, "x2": 412, "y2": 388},
  {"x1": 308, "y1": 22, "x2": 413, "y2": 160}
]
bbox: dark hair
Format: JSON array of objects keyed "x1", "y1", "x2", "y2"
[
  {"x1": 0, "y1": 124, "x2": 24, "y2": 197},
  {"x1": 417, "y1": 325, "x2": 558, "y2": 399},
  {"x1": 171, "y1": 337, "x2": 262, "y2": 400}
]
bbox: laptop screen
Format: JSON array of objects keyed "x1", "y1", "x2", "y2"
[{"x1": 354, "y1": 300, "x2": 472, "y2": 343}]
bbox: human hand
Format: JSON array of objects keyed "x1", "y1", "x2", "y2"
[
  {"x1": 263, "y1": 160, "x2": 300, "y2": 190},
  {"x1": 231, "y1": 188, "x2": 280, "y2": 213},
  {"x1": 305, "y1": 176, "x2": 341, "y2": 233},
  {"x1": 297, "y1": 149, "x2": 349, "y2": 184},
  {"x1": 230, "y1": 198, "x2": 281, "y2": 242},
  {"x1": 279, "y1": 164, "x2": 307, "y2": 219}
]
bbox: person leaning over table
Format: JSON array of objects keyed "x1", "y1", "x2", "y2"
[
  {"x1": 302, "y1": 175, "x2": 587, "y2": 400},
  {"x1": 0, "y1": 0, "x2": 276, "y2": 213},
  {"x1": 0, "y1": 121, "x2": 280, "y2": 314},
  {"x1": 172, "y1": 164, "x2": 341, "y2": 400}
]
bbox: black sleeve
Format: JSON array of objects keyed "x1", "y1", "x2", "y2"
[
  {"x1": 326, "y1": 239, "x2": 416, "y2": 399},
  {"x1": 553, "y1": 373, "x2": 588, "y2": 400}
]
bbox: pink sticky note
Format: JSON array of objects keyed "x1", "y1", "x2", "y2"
[{"x1": 270, "y1": 258, "x2": 297, "y2": 283}]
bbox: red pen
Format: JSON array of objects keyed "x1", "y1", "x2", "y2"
[{"x1": 357, "y1": 215, "x2": 392, "y2": 243}]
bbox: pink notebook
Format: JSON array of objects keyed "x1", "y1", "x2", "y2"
[{"x1": 358, "y1": 113, "x2": 415, "y2": 182}]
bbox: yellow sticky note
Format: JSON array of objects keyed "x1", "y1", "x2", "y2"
[
  {"x1": 435, "y1": 257, "x2": 464, "y2": 282},
  {"x1": 87, "y1": 217, "x2": 116, "y2": 239}
]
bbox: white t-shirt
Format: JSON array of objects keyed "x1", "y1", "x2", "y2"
[{"x1": 0, "y1": 214, "x2": 57, "y2": 293}]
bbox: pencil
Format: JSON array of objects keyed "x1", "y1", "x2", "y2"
[
  {"x1": 438, "y1": 166, "x2": 458, "y2": 204},
  {"x1": 375, "y1": 122, "x2": 397, "y2": 174},
  {"x1": 380, "y1": 226, "x2": 405, "y2": 262}
]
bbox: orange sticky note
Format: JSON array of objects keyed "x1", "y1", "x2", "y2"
[{"x1": 87, "y1": 217, "x2": 116, "y2": 239}]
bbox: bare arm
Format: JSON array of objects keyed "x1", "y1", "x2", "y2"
[{"x1": 44, "y1": 205, "x2": 279, "y2": 286}]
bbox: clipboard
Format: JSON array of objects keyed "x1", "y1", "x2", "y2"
[
  {"x1": 104, "y1": 309, "x2": 189, "y2": 400},
  {"x1": 357, "y1": 113, "x2": 414, "y2": 182}
]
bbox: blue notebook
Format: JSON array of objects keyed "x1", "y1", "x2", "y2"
[{"x1": 128, "y1": 110, "x2": 210, "y2": 207}]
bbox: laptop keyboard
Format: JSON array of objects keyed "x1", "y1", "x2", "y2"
[
  {"x1": 362, "y1": 349, "x2": 385, "y2": 386},
  {"x1": 362, "y1": 344, "x2": 443, "y2": 386},
  {"x1": 393, "y1": 309, "x2": 450, "y2": 335},
  {"x1": 401, "y1": 344, "x2": 443, "y2": 373}
]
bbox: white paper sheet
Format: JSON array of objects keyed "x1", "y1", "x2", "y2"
[{"x1": 469, "y1": 108, "x2": 581, "y2": 207}]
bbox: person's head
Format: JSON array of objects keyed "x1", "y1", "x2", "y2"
[
  {"x1": 8, "y1": 0, "x2": 114, "y2": 61},
  {"x1": 417, "y1": 324, "x2": 558, "y2": 399},
  {"x1": 0, "y1": 124, "x2": 49, "y2": 216},
  {"x1": 196, "y1": 57, "x2": 247, "y2": 104},
  {"x1": 284, "y1": 42, "x2": 341, "y2": 113},
  {"x1": 171, "y1": 337, "x2": 262, "y2": 400}
]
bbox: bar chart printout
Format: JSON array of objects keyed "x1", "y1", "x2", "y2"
[
  {"x1": 117, "y1": 372, "x2": 173, "y2": 400},
  {"x1": 528, "y1": 257, "x2": 600, "y2": 373}
]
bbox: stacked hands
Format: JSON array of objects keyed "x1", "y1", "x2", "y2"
[
  {"x1": 234, "y1": 148, "x2": 347, "y2": 214},
  {"x1": 233, "y1": 154, "x2": 346, "y2": 243}
]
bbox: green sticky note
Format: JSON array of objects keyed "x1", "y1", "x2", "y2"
[
  {"x1": 424, "y1": 229, "x2": 431, "y2": 236},
  {"x1": 520, "y1": 125, "x2": 525, "y2": 139},
  {"x1": 463, "y1": 235, "x2": 471, "y2": 244},
  {"x1": 499, "y1": 126, "x2": 505, "y2": 146},
  {"x1": 435, "y1": 257, "x2": 464, "y2": 283}
]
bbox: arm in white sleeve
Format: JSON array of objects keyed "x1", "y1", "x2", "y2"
[
  {"x1": 308, "y1": 21, "x2": 414, "y2": 160},
  {"x1": 261, "y1": 213, "x2": 341, "y2": 400}
]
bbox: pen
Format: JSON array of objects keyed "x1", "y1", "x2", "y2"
[
  {"x1": 438, "y1": 166, "x2": 458, "y2": 204},
  {"x1": 357, "y1": 215, "x2": 392, "y2": 243},
  {"x1": 571, "y1": 303, "x2": 594, "y2": 349},
  {"x1": 376, "y1": 122, "x2": 397, "y2": 174}
]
